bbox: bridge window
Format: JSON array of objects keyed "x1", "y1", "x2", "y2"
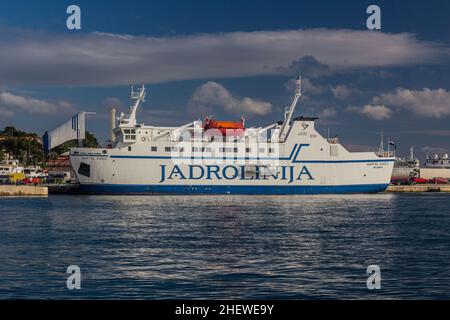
[{"x1": 123, "y1": 128, "x2": 137, "y2": 141}]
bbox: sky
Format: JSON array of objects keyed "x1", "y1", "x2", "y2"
[{"x1": 0, "y1": 0, "x2": 449, "y2": 160}]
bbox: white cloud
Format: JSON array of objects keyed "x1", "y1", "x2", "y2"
[
  {"x1": 102, "y1": 97, "x2": 124, "y2": 109},
  {"x1": 348, "y1": 87, "x2": 450, "y2": 120},
  {"x1": 319, "y1": 107, "x2": 337, "y2": 118},
  {"x1": 0, "y1": 92, "x2": 75, "y2": 117},
  {"x1": 0, "y1": 108, "x2": 13, "y2": 118},
  {"x1": 373, "y1": 88, "x2": 450, "y2": 118},
  {"x1": 0, "y1": 28, "x2": 447, "y2": 86},
  {"x1": 347, "y1": 104, "x2": 392, "y2": 120},
  {"x1": 330, "y1": 85, "x2": 361, "y2": 100},
  {"x1": 188, "y1": 81, "x2": 272, "y2": 116}
]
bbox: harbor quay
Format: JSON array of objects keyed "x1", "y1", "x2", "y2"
[{"x1": 0, "y1": 185, "x2": 48, "y2": 197}]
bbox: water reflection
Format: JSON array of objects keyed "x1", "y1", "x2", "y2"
[{"x1": 0, "y1": 193, "x2": 449, "y2": 299}]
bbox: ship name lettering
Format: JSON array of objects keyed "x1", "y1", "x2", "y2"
[{"x1": 159, "y1": 165, "x2": 313, "y2": 183}]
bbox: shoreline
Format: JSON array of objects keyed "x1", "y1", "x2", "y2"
[{"x1": 0, "y1": 185, "x2": 48, "y2": 197}]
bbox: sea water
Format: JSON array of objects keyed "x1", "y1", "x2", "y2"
[{"x1": 0, "y1": 193, "x2": 449, "y2": 299}]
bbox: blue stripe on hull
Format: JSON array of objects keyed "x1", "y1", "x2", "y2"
[{"x1": 75, "y1": 183, "x2": 389, "y2": 195}]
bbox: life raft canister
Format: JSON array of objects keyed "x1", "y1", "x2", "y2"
[{"x1": 202, "y1": 117, "x2": 245, "y2": 136}]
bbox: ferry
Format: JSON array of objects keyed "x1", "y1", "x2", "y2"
[
  {"x1": 392, "y1": 146, "x2": 420, "y2": 179},
  {"x1": 0, "y1": 158, "x2": 24, "y2": 176},
  {"x1": 69, "y1": 78, "x2": 395, "y2": 194},
  {"x1": 23, "y1": 166, "x2": 47, "y2": 179},
  {"x1": 425, "y1": 153, "x2": 450, "y2": 169}
]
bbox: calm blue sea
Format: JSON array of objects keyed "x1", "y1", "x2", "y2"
[{"x1": 1, "y1": 193, "x2": 450, "y2": 299}]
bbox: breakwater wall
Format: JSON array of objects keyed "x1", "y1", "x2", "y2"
[
  {"x1": 387, "y1": 184, "x2": 450, "y2": 193},
  {"x1": 0, "y1": 185, "x2": 48, "y2": 197}
]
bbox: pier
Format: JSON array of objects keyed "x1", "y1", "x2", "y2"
[
  {"x1": 0, "y1": 185, "x2": 48, "y2": 197},
  {"x1": 387, "y1": 184, "x2": 450, "y2": 193}
]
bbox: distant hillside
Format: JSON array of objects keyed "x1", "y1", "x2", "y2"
[{"x1": 0, "y1": 126, "x2": 43, "y2": 165}]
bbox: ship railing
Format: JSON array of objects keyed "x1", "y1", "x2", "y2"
[
  {"x1": 327, "y1": 137, "x2": 339, "y2": 144},
  {"x1": 376, "y1": 150, "x2": 395, "y2": 158}
]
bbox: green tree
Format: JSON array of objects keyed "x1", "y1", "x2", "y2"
[
  {"x1": 0, "y1": 126, "x2": 45, "y2": 165},
  {"x1": 0, "y1": 126, "x2": 30, "y2": 137},
  {"x1": 0, "y1": 149, "x2": 4, "y2": 161}
]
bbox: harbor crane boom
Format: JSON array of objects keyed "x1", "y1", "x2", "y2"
[{"x1": 278, "y1": 76, "x2": 302, "y2": 142}]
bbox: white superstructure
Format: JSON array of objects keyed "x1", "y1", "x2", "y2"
[
  {"x1": 0, "y1": 158, "x2": 23, "y2": 176},
  {"x1": 69, "y1": 79, "x2": 395, "y2": 194},
  {"x1": 425, "y1": 153, "x2": 450, "y2": 169},
  {"x1": 23, "y1": 166, "x2": 47, "y2": 179}
]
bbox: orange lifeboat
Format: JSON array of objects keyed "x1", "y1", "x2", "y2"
[{"x1": 203, "y1": 117, "x2": 245, "y2": 136}]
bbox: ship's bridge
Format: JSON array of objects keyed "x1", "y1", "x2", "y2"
[{"x1": 113, "y1": 127, "x2": 137, "y2": 145}]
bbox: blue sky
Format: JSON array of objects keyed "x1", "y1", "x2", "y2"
[{"x1": 0, "y1": 0, "x2": 449, "y2": 160}]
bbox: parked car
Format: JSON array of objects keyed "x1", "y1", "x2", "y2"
[
  {"x1": 429, "y1": 177, "x2": 450, "y2": 184},
  {"x1": 390, "y1": 178, "x2": 410, "y2": 185},
  {"x1": 23, "y1": 177, "x2": 41, "y2": 185},
  {"x1": 409, "y1": 177, "x2": 429, "y2": 184}
]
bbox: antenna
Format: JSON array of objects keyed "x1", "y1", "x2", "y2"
[
  {"x1": 119, "y1": 84, "x2": 147, "y2": 127},
  {"x1": 295, "y1": 75, "x2": 301, "y2": 95}
]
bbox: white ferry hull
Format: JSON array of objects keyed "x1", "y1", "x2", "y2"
[{"x1": 70, "y1": 144, "x2": 394, "y2": 195}]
